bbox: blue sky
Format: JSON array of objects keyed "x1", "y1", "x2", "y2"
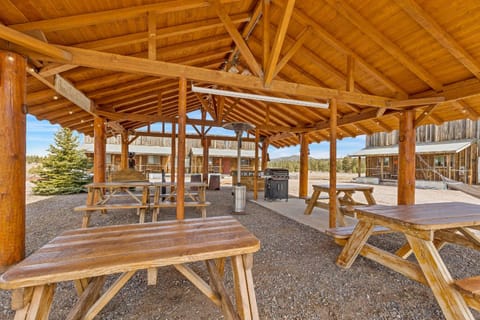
[{"x1": 26, "y1": 114, "x2": 366, "y2": 159}]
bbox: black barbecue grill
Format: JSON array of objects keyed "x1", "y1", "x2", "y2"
[{"x1": 264, "y1": 168, "x2": 289, "y2": 201}]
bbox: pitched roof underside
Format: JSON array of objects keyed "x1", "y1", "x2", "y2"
[{"x1": 2, "y1": 0, "x2": 480, "y2": 149}]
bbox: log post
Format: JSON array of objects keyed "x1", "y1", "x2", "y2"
[
  {"x1": 170, "y1": 123, "x2": 176, "y2": 181},
  {"x1": 93, "y1": 117, "x2": 106, "y2": 184},
  {"x1": 299, "y1": 133, "x2": 309, "y2": 199},
  {"x1": 357, "y1": 156, "x2": 361, "y2": 177},
  {"x1": 120, "y1": 131, "x2": 129, "y2": 170},
  {"x1": 202, "y1": 136, "x2": 210, "y2": 184},
  {"x1": 398, "y1": 110, "x2": 416, "y2": 205},
  {"x1": 261, "y1": 137, "x2": 269, "y2": 171},
  {"x1": 0, "y1": 51, "x2": 26, "y2": 271},
  {"x1": 254, "y1": 129, "x2": 260, "y2": 200},
  {"x1": 329, "y1": 99, "x2": 337, "y2": 228},
  {"x1": 176, "y1": 77, "x2": 187, "y2": 220}
]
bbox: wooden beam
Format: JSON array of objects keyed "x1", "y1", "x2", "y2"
[
  {"x1": 395, "y1": 0, "x2": 480, "y2": 80},
  {"x1": 0, "y1": 24, "x2": 72, "y2": 61},
  {"x1": 213, "y1": 1, "x2": 263, "y2": 77},
  {"x1": 10, "y1": 0, "x2": 240, "y2": 32},
  {"x1": 293, "y1": 9, "x2": 408, "y2": 98},
  {"x1": 389, "y1": 96, "x2": 445, "y2": 108},
  {"x1": 325, "y1": 0, "x2": 443, "y2": 91},
  {"x1": 272, "y1": 26, "x2": 310, "y2": 79},
  {"x1": 264, "y1": 0, "x2": 296, "y2": 86},
  {"x1": 133, "y1": 131, "x2": 256, "y2": 142},
  {"x1": 39, "y1": 63, "x2": 78, "y2": 77},
  {"x1": 61, "y1": 45, "x2": 393, "y2": 107}
]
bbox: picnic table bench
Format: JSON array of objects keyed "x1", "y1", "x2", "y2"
[
  {"x1": 0, "y1": 216, "x2": 260, "y2": 320},
  {"x1": 331, "y1": 202, "x2": 480, "y2": 320}
]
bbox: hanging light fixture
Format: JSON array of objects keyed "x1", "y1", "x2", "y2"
[{"x1": 191, "y1": 83, "x2": 329, "y2": 109}]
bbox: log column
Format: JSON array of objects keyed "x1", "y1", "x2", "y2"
[
  {"x1": 254, "y1": 130, "x2": 260, "y2": 200},
  {"x1": 170, "y1": 123, "x2": 176, "y2": 181},
  {"x1": 93, "y1": 116, "x2": 106, "y2": 184},
  {"x1": 120, "y1": 131, "x2": 129, "y2": 170},
  {"x1": 398, "y1": 110, "x2": 416, "y2": 205},
  {"x1": 261, "y1": 137, "x2": 269, "y2": 171},
  {"x1": 202, "y1": 136, "x2": 210, "y2": 184},
  {"x1": 176, "y1": 77, "x2": 187, "y2": 220},
  {"x1": 329, "y1": 99, "x2": 337, "y2": 228},
  {"x1": 0, "y1": 51, "x2": 26, "y2": 271},
  {"x1": 299, "y1": 133, "x2": 309, "y2": 199}
]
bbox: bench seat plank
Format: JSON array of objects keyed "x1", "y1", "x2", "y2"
[
  {"x1": 325, "y1": 225, "x2": 392, "y2": 239},
  {"x1": 74, "y1": 204, "x2": 148, "y2": 211},
  {"x1": 454, "y1": 276, "x2": 480, "y2": 299}
]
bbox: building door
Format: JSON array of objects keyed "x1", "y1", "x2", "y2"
[{"x1": 222, "y1": 158, "x2": 231, "y2": 174}]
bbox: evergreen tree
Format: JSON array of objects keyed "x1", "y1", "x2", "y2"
[{"x1": 33, "y1": 128, "x2": 92, "y2": 195}]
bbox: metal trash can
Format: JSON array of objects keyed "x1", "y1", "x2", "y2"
[{"x1": 232, "y1": 185, "x2": 246, "y2": 213}]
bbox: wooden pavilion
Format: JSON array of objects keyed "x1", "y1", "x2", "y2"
[{"x1": 1, "y1": 0, "x2": 480, "y2": 273}]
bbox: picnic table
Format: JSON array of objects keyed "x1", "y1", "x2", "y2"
[
  {"x1": 0, "y1": 216, "x2": 260, "y2": 320},
  {"x1": 304, "y1": 184, "x2": 376, "y2": 226},
  {"x1": 331, "y1": 202, "x2": 480, "y2": 320},
  {"x1": 75, "y1": 181, "x2": 151, "y2": 228},
  {"x1": 75, "y1": 181, "x2": 211, "y2": 227}
]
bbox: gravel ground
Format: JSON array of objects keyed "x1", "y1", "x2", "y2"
[{"x1": 1, "y1": 186, "x2": 479, "y2": 319}]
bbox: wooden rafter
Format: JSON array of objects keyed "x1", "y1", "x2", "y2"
[
  {"x1": 264, "y1": 0, "x2": 296, "y2": 86},
  {"x1": 293, "y1": 9, "x2": 408, "y2": 98},
  {"x1": 272, "y1": 26, "x2": 310, "y2": 79},
  {"x1": 148, "y1": 11, "x2": 157, "y2": 60},
  {"x1": 346, "y1": 55, "x2": 354, "y2": 92},
  {"x1": 395, "y1": 0, "x2": 480, "y2": 80},
  {"x1": 263, "y1": 0, "x2": 271, "y2": 71},
  {"x1": 213, "y1": 1, "x2": 263, "y2": 77},
  {"x1": 353, "y1": 123, "x2": 373, "y2": 135},
  {"x1": 10, "y1": 0, "x2": 240, "y2": 32},
  {"x1": 325, "y1": 0, "x2": 443, "y2": 91},
  {"x1": 453, "y1": 100, "x2": 480, "y2": 120},
  {"x1": 374, "y1": 119, "x2": 393, "y2": 132}
]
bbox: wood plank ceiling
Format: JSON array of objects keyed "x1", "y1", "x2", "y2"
[{"x1": 1, "y1": 0, "x2": 480, "y2": 148}]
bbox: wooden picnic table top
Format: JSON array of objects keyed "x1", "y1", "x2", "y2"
[
  {"x1": 313, "y1": 184, "x2": 374, "y2": 192},
  {"x1": 0, "y1": 216, "x2": 260, "y2": 290},
  {"x1": 355, "y1": 202, "x2": 480, "y2": 231}
]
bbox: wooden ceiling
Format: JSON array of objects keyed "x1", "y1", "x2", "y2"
[{"x1": 1, "y1": 0, "x2": 480, "y2": 148}]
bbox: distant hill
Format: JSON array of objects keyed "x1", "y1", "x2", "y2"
[{"x1": 271, "y1": 155, "x2": 300, "y2": 161}]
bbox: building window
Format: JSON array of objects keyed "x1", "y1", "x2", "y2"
[
  {"x1": 147, "y1": 155, "x2": 160, "y2": 164},
  {"x1": 434, "y1": 155, "x2": 446, "y2": 167},
  {"x1": 383, "y1": 157, "x2": 390, "y2": 167}
]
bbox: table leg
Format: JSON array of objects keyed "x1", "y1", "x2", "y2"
[
  {"x1": 304, "y1": 189, "x2": 320, "y2": 215},
  {"x1": 206, "y1": 260, "x2": 240, "y2": 320},
  {"x1": 14, "y1": 284, "x2": 56, "y2": 320},
  {"x1": 231, "y1": 254, "x2": 259, "y2": 320},
  {"x1": 336, "y1": 220, "x2": 375, "y2": 268},
  {"x1": 363, "y1": 191, "x2": 377, "y2": 205},
  {"x1": 406, "y1": 235, "x2": 474, "y2": 320}
]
